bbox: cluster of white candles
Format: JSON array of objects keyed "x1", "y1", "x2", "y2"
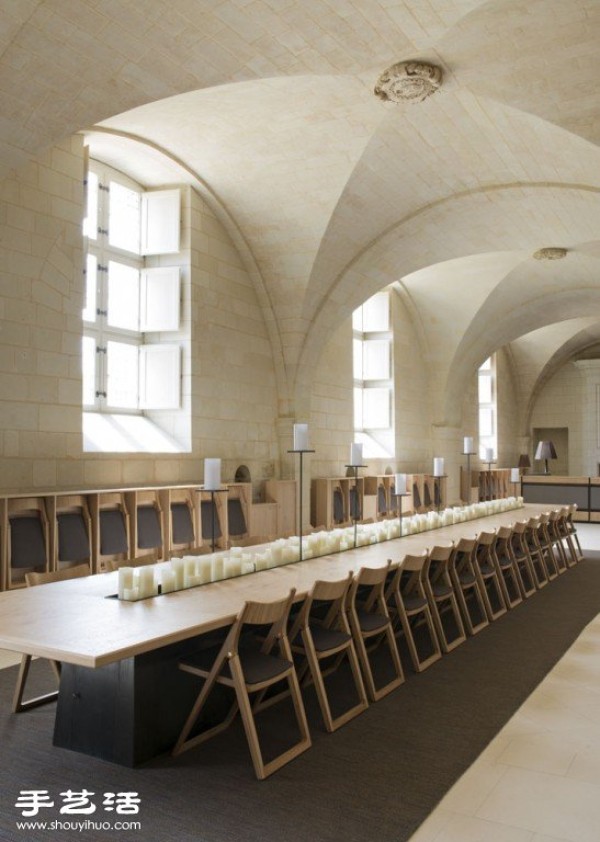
[{"x1": 117, "y1": 496, "x2": 525, "y2": 601}]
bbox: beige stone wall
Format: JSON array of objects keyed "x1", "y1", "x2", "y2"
[
  {"x1": 309, "y1": 287, "x2": 434, "y2": 479},
  {"x1": 496, "y1": 347, "x2": 519, "y2": 469},
  {"x1": 0, "y1": 142, "x2": 279, "y2": 493},
  {"x1": 529, "y1": 362, "x2": 584, "y2": 475}
]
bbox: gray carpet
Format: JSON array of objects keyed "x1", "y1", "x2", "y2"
[{"x1": 1, "y1": 555, "x2": 600, "y2": 842}]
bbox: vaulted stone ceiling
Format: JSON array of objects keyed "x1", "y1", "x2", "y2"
[{"x1": 2, "y1": 0, "x2": 599, "y2": 418}]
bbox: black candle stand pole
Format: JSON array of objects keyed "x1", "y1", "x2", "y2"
[
  {"x1": 393, "y1": 491, "x2": 411, "y2": 533},
  {"x1": 461, "y1": 449, "x2": 476, "y2": 502},
  {"x1": 201, "y1": 486, "x2": 229, "y2": 552},
  {"x1": 345, "y1": 463, "x2": 366, "y2": 548},
  {"x1": 427, "y1": 474, "x2": 447, "y2": 513},
  {"x1": 287, "y1": 448, "x2": 315, "y2": 562}
]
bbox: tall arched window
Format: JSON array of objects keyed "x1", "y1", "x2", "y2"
[
  {"x1": 352, "y1": 290, "x2": 394, "y2": 458},
  {"x1": 478, "y1": 355, "x2": 497, "y2": 459}
]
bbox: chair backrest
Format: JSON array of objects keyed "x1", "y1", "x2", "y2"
[
  {"x1": 227, "y1": 497, "x2": 247, "y2": 538},
  {"x1": 26, "y1": 562, "x2": 90, "y2": 587},
  {"x1": 200, "y1": 499, "x2": 222, "y2": 540},
  {"x1": 333, "y1": 487, "x2": 345, "y2": 523},
  {"x1": 137, "y1": 504, "x2": 162, "y2": 551},
  {"x1": 476, "y1": 531, "x2": 496, "y2": 547},
  {"x1": 227, "y1": 589, "x2": 297, "y2": 657},
  {"x1": 296, "y1": 573, "x2": 354, "y2": 631},
  {"x1": 412, "y1": 482, "x2": 422, "y2": 510},
  {"x1": 349, "y1": 563, "x2": 391, "y2": 616},
  {"x1": 8, "y1": 498, "x2": 49, "y2": 571},
  {"x1": 99, "y1": 508, "x2": 129, "y2": 555},
  {"x1": 377, "y1": 485, "x2": 387, "y2": 515},
  {"x1": 171, "y1": 501, "x2": 196, "y2": 545}
]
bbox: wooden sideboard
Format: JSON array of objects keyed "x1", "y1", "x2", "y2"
[
  {"x1": 0, "y1": 480, "x2": 296, "y2": 590},
  {"x1": 311, "y1": 474, "x2": 447, "y2": 530}
]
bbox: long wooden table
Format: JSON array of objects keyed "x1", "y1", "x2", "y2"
[{"x1": 0, "y1": 504, "x2": 561, "y2": 765}]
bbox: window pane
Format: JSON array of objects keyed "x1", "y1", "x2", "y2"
[
  {"x1": 109, "y1": 181, "x2": 140, "y2": 254},
  {"x1": 107, "y1": 261, "x2": 139, "y2": 331},
  {"x1": 479, "y1": 357, "x2": 492, "y2": 372},
  {"x1": 353, "y1": 387, "x2": 363, "y2": 429},
  {"x1": 353, "y1": 339, "x2": 363, "y2": 379},
  {"x1": 82, "y1": 336, "x2": 96, "y2": 406},
  {"x1": 363, "y1": 339, "x2": 390, "y2": 380},
  {"x1": 83, "y1": 170, "x2": 98, "y2": 240},
  {"x1": 479, "y1": 407, "x2": 493, "y2": 437},
  {"x1": 83, "y1": 253, "x2": 97, "y2": 323},
  {"x1": 478, "y1": 373, "x2": 492, "y2": 403},
  {"x1": 106, "y1": 341, "x2": 138, "y2": 409},
  {"x1": 363, "y1": 387, "x2": 390, "y2": 429},
  {"x1": 362, "y1": 293, "x2": 389, "y2": 332}
]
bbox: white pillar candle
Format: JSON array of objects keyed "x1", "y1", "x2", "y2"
[
  {"x1": 211, "y1": 556, "x2": 224, "y2": 581},
  {"x1": 196, "y1": 557, "x2": 212, "y2": 584},
  {"x1": 433, "y1": 457, "x2": 444, "y2": 477},
  {"x1": 394, "y1": 473, "x2": 407, "y2": 495},
  {"x1": 350, "y1": 442, "x2": 363, "y2": 466},
  {"x1": 485, "y1": 447, "x2": 494, "y2": 463},
  {"x1": 204, "y1": 458, "x2": 221, "y2": 490},
  {"x1": 118, "y1": 567, "x2": 134, "y2": 599},
  {"x1": 293, "y1": 423, "x2": 309, "y2": 451},
  {"x1": 161, "y1": 569, "x2": 176, "y2": 593},
  {"x1": 171, "y1": 558, "x2": 185, "y2": 590},
  {"x1": 463, "y1": 436, "x2": 474, "y2": 453},
  {"x1": 138, "y1": 566, "x2": 156, "y2": 598},
  {"x1": 510, "y1": 467, "x2": 520, "y2": 483},
  {"x1": 123, "y1": 587, "x2": 139, "y2": 601}
]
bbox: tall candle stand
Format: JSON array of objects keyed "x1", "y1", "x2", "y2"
[
  {"x1": 462, "y1": 448, "x2": 476, "y2": 503},
  {"x1": 393, "y1": 490, "x2": 411, "y2": 533},
  {"x1": 202, "y1": 487, "x2": 228, "y2": 552},
  {"x1": 486, "y1": 460, "x2": 495, "y2": 501},
  {"x1": 345, "y1": 463, "x2": 366, "y2": 548},
  {"x1": 287, "y1": 447, "x2": 315, "y2": 561},
  {"x1": 428, "y1": 474, "x2": 446, "y2": 513}
]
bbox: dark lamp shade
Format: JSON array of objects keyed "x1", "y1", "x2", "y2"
[{"x1": 518, "y1": 454, "x2": 531, "y2": 469}]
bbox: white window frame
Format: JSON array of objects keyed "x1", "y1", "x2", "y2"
[
  {"x1": 478, "y1": 355, "x2": 497, "y2": 460},
  {"x1": 352, "y1": 291, "x2": 394, "y2": 458},
  {"x1": 82, "y1": 160, "x2": 181, "y2": 415}
]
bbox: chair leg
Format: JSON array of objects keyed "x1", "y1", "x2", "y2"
[
  {"x1": 12, "y1": 655, "x2": 60, "y2": 713},
  {"x1": 430, "y1": 596, "x2": 466, "y2": 652},
  {"x1": 397, "y1": 604, "x2": 442, "y2": 670},
  {"x1": 173, "y1": 657, "x2": 235, "y2": 755},
  {"x1": 231, "y1": 657, "x2": 311, "y2": 780},
  {"x1": 456, "y1": 584, "x2": 489, "y2": 635},
  {"x1": 478, "y1": 573, "x2": 507, "y2": 621},
  {"x1": 353, "y1": 625, "x2": 403, "y2": 702},
  {"x1": 304, "y1": 639, "x2": 368, "y2": 732}
]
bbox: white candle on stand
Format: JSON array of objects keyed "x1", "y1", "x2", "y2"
[
  {"x1": 485, "y1": 447, "x2": 494, "y2": 463},
  {"x1": 463, "y1": 436, "x2": 474, "y2": 453},
  {"x1": 394, "y1": 473, "x2": 407, "y2": 495},
  {"x1": 510, "y1": 467, "x2": 520, "y2": 483},
  {"x1": 293, "y1": 423, "x2": 309, "y2": 451},
  {"x1": 204, "y1": 458, "x2": 221, "y2": 490},
  {"x1": 433, "y1": 457, "x2": 444, "y2": 477},
  {"x1": 350, "y1": 442, "x2": 363, "y2": 466}
]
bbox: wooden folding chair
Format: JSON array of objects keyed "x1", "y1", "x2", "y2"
[
  {"x1": 473, "y1": 532, "x2": 508, "y2": 620},
  {"x1": 544, "y1": 511, "x2": 568, "y2": 574},
  {"x1": 172, "y1": 589, "x2": 311, "y2": 779},
  {"x1": 423, "y1": 545, "x2": 466, "y2": 652},
  {"x1": 556, "y1": 506, "x2": 580, "y2": 566},
  {"x1": 526, "y1": 517, "x2": 556, "y2": 582},
  {"x1": 565, "y1": 505, "x2": 583, "y2": 561},
  {"x1": 347, "y1": 563, "x2": 404, "y2": 701},
  {"x1": 385, "y1": 554, "x2": 442, "y2": 671},
  {"x1": 510, "y1": 521, "x2": 545, "y2": 591},
  {"x1": 449, "y1": 538, "x2": 489, "y2": 635},
  {"x1": 492, "y1": 526, "x2": 524, "y2": 607},
  {"x1": 13, "y1": 563, "x2": 90, "y2": 713},
  {"x1": 288, "y1": 574, "x2": 368, "y2": 732}
]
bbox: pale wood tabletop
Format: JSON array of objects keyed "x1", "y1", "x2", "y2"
[{"x1": 0, "y1": 504, "x2": 558, "y2": 668}]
